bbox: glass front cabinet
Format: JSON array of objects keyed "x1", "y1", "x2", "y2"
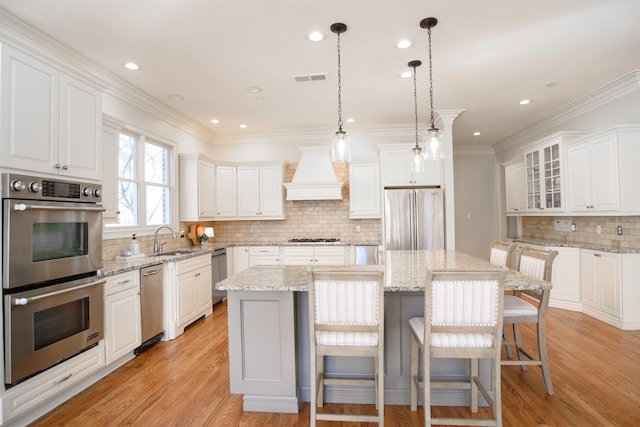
[{"x1": 523, "y1": 132, "x2": 587, "y2": 213}]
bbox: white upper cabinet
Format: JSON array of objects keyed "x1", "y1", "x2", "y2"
[
  {"x1": 504, "y1": 160, "x2": 526, "y2": 214},
  {"x1": 523, "y1": 131, "x2": 587, "y2": 214},
  {"x1": 567, "y1": 134, "x2": 619, "y2": 212},
  {"x1": 613, "y1": 127, "x2": 640, "y2": 213},
  {"x1": 349, "y1": 161, "x2": 381, "y2": 218},
  {"x1": 215, "y1": 164, "x2": 237, "y2": 218},
  {"x1": 0, "y1": 44, "x2": 102, "y2": 180},
  {"x1": 179, "y1": 154, "x2": 217, "y2": 221},
  {"x1": 101, "y1": 119, "x2": 120, "y2": 222},
  {"x1": 379, "y1": 145, "x2": 441, "y2": 187},
  {"x1": 237, "y1": 163, "x2": 285, "y2": 219}
]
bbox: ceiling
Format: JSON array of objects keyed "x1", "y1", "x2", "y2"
[{"x1": 1, "y1": 0, "x2": 639, "y2": 147}]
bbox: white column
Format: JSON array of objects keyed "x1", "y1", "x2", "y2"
[{"x1": 436, "y1": 109, "x2": 465, "y2": 250}]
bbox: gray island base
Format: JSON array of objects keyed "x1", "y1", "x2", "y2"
[{"x1": 217, "y1": 250, "x2": 550, "y2": 413}]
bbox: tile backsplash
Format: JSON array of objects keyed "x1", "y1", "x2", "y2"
[
  {"x1": 103, "y1": 162, "x2": 382, "y2": 260},
  {"x1": 521, "y1": 216, "x2": 640, "y2": 250}
]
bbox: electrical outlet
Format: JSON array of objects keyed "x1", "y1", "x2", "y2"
[
  {"x1": 571, "y1": 223, "x2": 576, "y2": 232},
  {"x1": 355, "y1": 225, "x2": 361, "y2": 233},
  {"x1": 596, "y1": 225, "x2": 602, "y2": 234},
  {"x1": 617, "y1": 225, "x2": 623, "y2": 236}
]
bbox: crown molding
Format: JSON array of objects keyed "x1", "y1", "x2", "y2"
[
  {"x1": 0, "y1": 8, "x2": 217, "y2": 145},
  {"x1": 493, "y1": 70, "x2": 640, "y2": 153},
  {"x1": 453, "y1": 145, "x2": 495, "y2": 156}
]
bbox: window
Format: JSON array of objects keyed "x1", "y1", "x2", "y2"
[{"x1": 108, "y1": 132, "x2": 175, "y2": 231}]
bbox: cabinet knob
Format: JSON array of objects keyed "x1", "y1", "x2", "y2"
[{"x1": 62, "y1": 165, "x2": 69, "y2": 170}]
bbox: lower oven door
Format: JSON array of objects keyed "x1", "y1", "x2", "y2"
[{"x1": 4, "y1": 276, "x2": 105, "y2": 386}]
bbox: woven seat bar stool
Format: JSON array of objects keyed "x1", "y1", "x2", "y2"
[
  {"x1": 502, "y1": 248, "x2": 558, "y2": 395},
  {"x1": 409, "y1": 269, "x2": 505, "y2": 426},
  {"x1": 308, "y1": 268, "x2": 385, "y2": 426}
]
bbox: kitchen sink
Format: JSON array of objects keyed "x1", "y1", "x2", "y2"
[{"x1": 153, "y1": 249, "x2": 197, "y2": 257}]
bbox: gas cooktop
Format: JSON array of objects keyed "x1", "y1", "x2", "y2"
[{"x1": 287, "y1": 238, "x2": 341, "y2": 244}]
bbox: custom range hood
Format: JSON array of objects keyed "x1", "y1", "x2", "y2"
[{"x1": 284, "y1": 146, "x2": 344, "y2": 201}]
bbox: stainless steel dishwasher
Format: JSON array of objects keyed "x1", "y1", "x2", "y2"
[
  {"x1": 135, "y1": 265, "x2": 165, "y2": 355},
  {"x1": 211, "y1": 247, "x2": 227, "y2": 306}
]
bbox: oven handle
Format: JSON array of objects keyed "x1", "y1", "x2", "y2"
[
  {"x1": 12, "y1": 203, "x2": 106, "y2": 212},
  {"x1": 12, "y1": 279, "x2": 106, "y2": 306}
]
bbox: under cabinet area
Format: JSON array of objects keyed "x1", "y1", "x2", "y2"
[
  {"x1": 165, "y1": 254, "x2": 213, "y2": 339},
  {"x1": 0, "y1": 44, "x2": 102, "y2": 180},
  {"x1": 104, "y1": 270, "x2": 141, "y2": 365}
]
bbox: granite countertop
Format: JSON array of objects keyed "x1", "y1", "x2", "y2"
[
  {"x1": 514, "y1": 238, "x2": 640, "y2": 254},
  {"x1": 101, "y1": 247, "x2": 219, "y2": 277},
  {"x1": 216, "y1": 250, "x2": 549, "y2": 293}
]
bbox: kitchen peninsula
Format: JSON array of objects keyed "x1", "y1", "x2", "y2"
[{"x1": 216, "y1": 250, "x2": 549, "y2": 413}]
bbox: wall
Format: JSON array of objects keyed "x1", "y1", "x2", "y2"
[
  {"x1": 521, "y1": 216, "x2": 640, "y2": 251},
  {"x1": 453, "y1": 150, "x2": 499, "y2": 259}
]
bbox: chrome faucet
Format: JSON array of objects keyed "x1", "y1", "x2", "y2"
[{"x1": 153, "y1": 225, "x2": 176, "y2": 253}]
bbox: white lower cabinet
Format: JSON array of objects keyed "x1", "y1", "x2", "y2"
[
  {"x1": 177, "y1": 255, "x2": 212, "y2": 330},
  {"x1": 527, "y1": 244, "x2": 581, "y2": 311},
  {"x1": 283, "y1": 246, "x2": 346, "y2": 265},
  {"x1": 580, "y1": 249, "x2": 640, "y2": 330},
  {"x1": 1, "y1": 342, "x2": 105, "y2": 424},
  {"x1": 249, "y1": 246, "x2": 281, "y2": 266},
  {"x1": 104, "y1": 270, "x2": 141, "y2": 365},
  {"x1": 233, "y1": 246, "x2": 250, "y2": 274}
]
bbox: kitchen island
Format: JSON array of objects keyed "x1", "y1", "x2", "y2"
[{"x1": 216, "y1": 250, "x2": 550, "y2": 413}]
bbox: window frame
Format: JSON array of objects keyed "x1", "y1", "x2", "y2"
[{"x1": 103, "y1": 128, "x2": 178, "y2": 239}]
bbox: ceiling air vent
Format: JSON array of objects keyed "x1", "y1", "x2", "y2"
[{"x1": 292, "y1": 73, "x2": 327, "y2": 82}]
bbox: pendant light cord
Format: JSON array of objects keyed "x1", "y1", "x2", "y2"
[
  {"x1": 336, "y1": 30, "x2": 343, "y2": 132},
  {"x1": 428, "y1": 25, "x2": 436, "y2": 130},
  {"x1": 413, "y1": 64, "x2": 419, "y2": 148}
]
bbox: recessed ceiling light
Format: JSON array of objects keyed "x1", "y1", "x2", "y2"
[
  {"x1": 124, "y1": 62, "x2": 139, "y2": 70},
  {"x1": 473, "y1": 131, "x2": 481, "y2": 136},
  {"x1": 400, "y1": 70, "x2": 412, "y2": 79},
  {"x1": 346, "y1": 118, "x2": 355, "y2": 123},
  {"x1": 397, "y1": 39, "x2": 412, "y2": 49},
  {"x1": 246, "y1": 86, "x2": 262, "y2": 94},
  {"x1": 239, "y1": 124, "x2": 248, "y2": 129},
  {"x1": 210, "y1": 119, "x2": 220, "y2": 124},
  {"x1": 309, "y1": 31, "x2": 324, "y2": 42},
  {"x1": 167, "y1": 94, "x2": 184, "y2": 101},
  {"x1": 519, "y1": 99, "x2": 531, "y2": 105}
]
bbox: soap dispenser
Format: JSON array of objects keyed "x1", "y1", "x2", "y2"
[{"x1": 130, "y1": 234, "x2": 140, "y2": 255}]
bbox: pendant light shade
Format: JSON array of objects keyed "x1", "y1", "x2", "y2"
[
  {"x1": 408, "y1": 60, "x2": 425, "y2": 173},
  {"x1": 330, "y1": 22, "x2": 351, "y2": 162},
  {"x1": 420, "y1": 17, "x2": 444, "y2": 160}
]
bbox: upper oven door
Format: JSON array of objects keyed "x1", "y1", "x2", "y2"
[{"x1": 2, "y1": 199, "x2": 104, "y2": 289}]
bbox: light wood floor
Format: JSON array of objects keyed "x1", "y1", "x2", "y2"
[{"x1": 31, "y1": 300, "x2": 640, "y2": 426}]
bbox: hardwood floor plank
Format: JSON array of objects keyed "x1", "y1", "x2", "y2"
[{"x1": 30, "y1": 302, "x2": 640, "y2": 426}]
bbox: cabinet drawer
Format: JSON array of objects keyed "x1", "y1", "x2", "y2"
[
  {"x1": 283, "y1": 246, "x2": 314, "y2": 257},
  {"x1": 249, "y1": 246, "x2": 280, "y2": 256},
  {"x1": 1, "y1": 342, "x2": 105, "y2": 423},
  {"x1": 175, "y1": 254, "x2": 211, "y2": 275},
  {"x1": 314, "y1": 246, "x2": 345, "y2": 257},
  {"x1": 104, "y1": 270, "x2": 140, "y2": 296}
]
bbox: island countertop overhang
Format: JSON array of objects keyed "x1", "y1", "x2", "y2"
[{"x1": 216, "y1": 250, "x2": 550, "y2": 292}]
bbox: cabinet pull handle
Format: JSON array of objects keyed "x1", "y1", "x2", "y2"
[
  {"x1": 53, "y1": 373, "x2": 72, "y2": 386},
  {"x1": 594, "y1": 253, "x2": 602, "y2": 257},
  {"x1": 195, "y1": 273, "x2": 201, "y2": 277},
  {"x1": 118, "y1": 279, "x2": 132, "y2": 285}
]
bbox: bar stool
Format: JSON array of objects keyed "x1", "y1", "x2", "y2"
[
  {"x1": 489, "y1": 240, "x2": 517, "y2": 269},
  {"x1": 308, "y1": 268, "x2": 385, "y2": 426},
  {"x1": 409, "y1": 269, "x2": 505, "y2": 426},
  {"x1": 502, "y1": 248, "x2": 558, "y2": 394}
]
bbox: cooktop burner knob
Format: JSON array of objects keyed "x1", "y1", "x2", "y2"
[
  {"x1": 28, "y1": 182, "x2": 41, "y2": 193},
  {"x1": 82, "y1": 187, "x2": 92, "y2": 197},
  {"x1": 93, "y1": 188, "x2": 102, "y2": 198},
  {"x1": 10, "y1": 180, "x2": 25, "y2": 192}
]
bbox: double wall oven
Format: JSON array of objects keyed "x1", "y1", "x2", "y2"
[{"x1": 2, "y1": 173, "x2": 105, "y2": 387}]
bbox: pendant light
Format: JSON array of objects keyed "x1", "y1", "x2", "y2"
[
  {"x1": 420, "y1": 17, "x2": 444, "y2": 160},
  {"x1": 330, "y1": 22, "x2": 351, "y2": 163},
  {"x1": 408, "y1": 60, "x2": 425, "y2": 173}
]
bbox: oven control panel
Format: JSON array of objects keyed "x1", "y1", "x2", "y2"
[{"x1": 1, "y1": 173, "x2": 102, "y2": 203}]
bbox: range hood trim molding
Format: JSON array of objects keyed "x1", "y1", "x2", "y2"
[{"x1": 284, "y1": 181, "x2": 344, "y2": 201}]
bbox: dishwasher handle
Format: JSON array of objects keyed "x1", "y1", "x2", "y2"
[{"x1": 142, "y1": 268, "x2": 162, "y2": 276}]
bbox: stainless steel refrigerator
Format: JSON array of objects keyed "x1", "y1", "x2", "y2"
[{"x1": 384, "y1": 187, "x2": 445, "y2": 250}]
